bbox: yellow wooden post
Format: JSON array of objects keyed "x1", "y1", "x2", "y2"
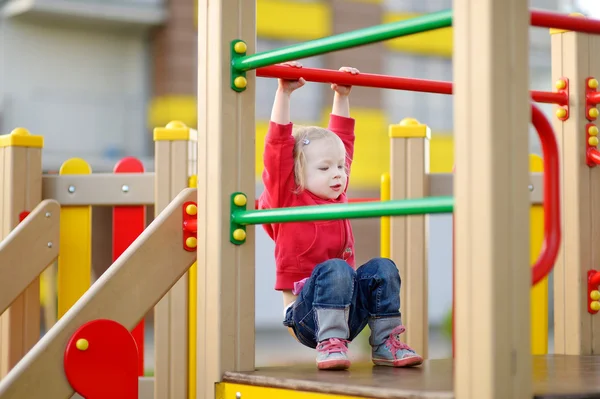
[
  {"x1": 0, "y1": 127, "x2": 44, "y2": 377},
  {"x1": 57, "y1": 158, "x2": 92, "y2": 318},
  {"x1": 380, "y1": 172, "x2": 390, "y2": 258},
  {"x1": 529, "y1": 154, "x2": 548, "y2": 354}
]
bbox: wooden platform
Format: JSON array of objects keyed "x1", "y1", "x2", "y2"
[{"x1": 223, "y1": 355, "x2": 600, "y2": 399}]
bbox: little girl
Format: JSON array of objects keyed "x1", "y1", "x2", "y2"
[{"x1": 258, "y1": 61, "x2": 423, "y2": 370}]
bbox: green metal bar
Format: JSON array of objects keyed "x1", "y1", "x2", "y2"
[
  {"x1": 231, "y1": 196, "x2": 454, "y2": 225},
  {"x1": 232, "y1": 9, "x2": 452, "y2": 72}
]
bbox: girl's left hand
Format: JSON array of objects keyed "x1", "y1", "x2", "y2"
[{"x1": 331, "y1": 66, "x2": 360, "y2": 96}]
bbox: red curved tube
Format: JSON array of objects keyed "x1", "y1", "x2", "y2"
[
  {"x1": 257, "y1": 65, "x2": 567, "y2": 105},
  {"x1": 531, "y1": 103, "x2": 561, "y2": 285},
  {"x1": 588, "y1": 148, "x2": 600, "y2": 165}
]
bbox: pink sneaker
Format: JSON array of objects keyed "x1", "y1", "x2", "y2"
[
  {"x1": 316, "y1": 338, "x2": 351, "y2": 370},
  {"x1": 371, "y1": 326, "x2": 423, "y2": 367}
]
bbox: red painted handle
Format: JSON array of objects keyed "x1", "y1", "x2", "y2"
[
  {"x1": 256, "y1": 65, "x2": 567, "y2": 105},
  {"x1": 531, "y1": 103, "x2": 561, "y2": 285}
]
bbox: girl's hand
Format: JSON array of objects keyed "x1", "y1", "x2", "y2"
[
  {"x1": 331, "y1": 66, "x2": 360, "y2": 96},
  {"x1": 277, "y1": 61, "x2": 306, "y2": 94}
]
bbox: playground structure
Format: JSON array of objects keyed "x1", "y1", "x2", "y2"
[{"x1": 1, "y1": 2, "x2": 600, "y2": 399}]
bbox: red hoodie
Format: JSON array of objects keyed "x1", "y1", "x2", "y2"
[{"x1": 258, "y1": 114, "x2": 356, "y2": 290}]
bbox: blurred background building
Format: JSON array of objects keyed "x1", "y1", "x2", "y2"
[{"x1": 0, "y1": 0, "x2": 590, "y2": 367}]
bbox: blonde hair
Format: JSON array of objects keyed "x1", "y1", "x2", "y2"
[{"x1": 291, "y1": 125, "x2": 348, "y2": 192}]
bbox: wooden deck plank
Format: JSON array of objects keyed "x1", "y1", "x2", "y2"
[{"x1": 223, "y1": 355, "x2": 600, "y2": 399}]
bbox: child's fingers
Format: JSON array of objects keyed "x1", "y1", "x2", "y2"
[
  {"x1": 277, "y1": 61, "x2": 303, "y2": 68},
  {"x1": 339, "y1": 66, "x2": 359, "y2": 75}
]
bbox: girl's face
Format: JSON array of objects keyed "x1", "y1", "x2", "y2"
[{"x1": 302, "y1": 136, "x2": 347, "y2": 200}]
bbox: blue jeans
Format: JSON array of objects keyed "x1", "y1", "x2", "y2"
[{"x1": 283, "y1": 257, "x2": 402, "y2": 349}]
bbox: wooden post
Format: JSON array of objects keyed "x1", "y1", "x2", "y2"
[
  {"x1": 388, "y1": 118, "x2": 429, "y2": 358},
  {"x1": 196, "y1": 1, "x2": 256, "y2": 398},
  {"x1": 153, "y1": 121, "x2": 197, "y2": 399},
  {"x1": 550, "y1": 15, "x2": 600, "y2": 355},
  {"x1": 453, "y1": 0, "x2": 531, "y2": 398},
  {"x1": 0, "y1": 128, "x2": 44, "y2": 379}
]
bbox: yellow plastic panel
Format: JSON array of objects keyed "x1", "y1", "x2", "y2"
[
  {"x1": 217, "y1": 382, "x2": 366, "y2": 399},
  {"x1": 383, "y1": 12, "x2": 453, "y2": 57},
  {"x1": 529, "y1": 154, "x2": 548, "y2": 355},
  {"x1": 57, "y1": 158, "x2": 92, "y2": 318},
  {"x1": 256, "y1": 0, "x2": 331, "y2": 41}
]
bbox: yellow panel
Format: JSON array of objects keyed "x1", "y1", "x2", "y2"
[
  {"x1": 194, "y1": 0, "x2": 331, "y2": 40},
  {"x1": 380, "y1": 172, "x2": 390, "y2": 257},
  {"x1": 0, "y1": 127, "x2": 44, "y2": 148},
  {"x1": 257, "y1": 0, "x2": 331, "y2": 41},
  {"x1": 217, "y1": 382, "x2": 366, "y2": 399},
  {"x1": 529, "y1": 154, "x2": 548, "y2": 355},
  {"x1": 148, "y1": 96, "x2": 197, "y2": 129},
  {"x1": 429, "y1": 133, "x2": 454, "y2": 173},
  {"x1": 57, "y1": 158, "x2": 92, "y2": 318},
  {"x1": 383, "y1": 12, "x2": 453, "y2": 57}
]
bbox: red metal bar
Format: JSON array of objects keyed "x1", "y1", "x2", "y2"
[
  {"x1": 531, "y1": 9, "x2": 600, "y2": 35},
  {"x1": 588, "y1": 92, "x2": 600, "y2": 105},
  {"x1": 531, "y1": 90, "x2": 568, "y2": 106},
  {"x1": 257, "y1": 65, "x2": 568, "y2": 105},
  {"x1": 531, "y1": 103, "x2": 562, "y2": 285},
  {"x1": 257, "y1": 65, "x2": 452, "y2": 95},
  {"x1": 588, "y1": 148, "x2": 600, "y2": 165}
]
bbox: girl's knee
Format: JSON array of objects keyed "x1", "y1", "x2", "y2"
[
  {"x1": 315, "y1": 258, "x2": 355, "y2": 275},
  {"x1": 360, "y1": 257, "x2": 400, "y2": 281},
  {"x1": 313, "y1": 258, "x2": 356, "y2": 286}
]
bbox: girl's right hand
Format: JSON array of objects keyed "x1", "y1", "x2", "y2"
[{"x1": 277, "y1": 61, "x2": 306, "y2": 94}]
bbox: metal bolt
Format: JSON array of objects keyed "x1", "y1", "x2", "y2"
[
  {"x1": 528, "y1": 184, "x2": 534, "y2": 192},
  {"x1": 47, "y1": 242, "x2": 53, "y2": 248},
  {"x1": 68, "y1": 185, "x2": 75, "y2": 193},
  {"x1": 236, "y1": 393, "x2": 241, "y2": 399},
  {"x1": 122, "y1": 184, "x2": 129, "y2": 193},
  {"x1": 45, "y1": 212, "x2": 51, "y2": 218}
]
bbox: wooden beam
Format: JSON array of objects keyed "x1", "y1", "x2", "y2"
[
  {"x1": 0, "y1": 200, "x2": 60, "y2": 315},
  {"x1": 428, "y1": 172, "x2": 544, "y2": 204},
  {"x1": 453, "y1": 0, "x2": 531, "y2": 397},
  {"x1": 42, "y1": 173, "x2": 155, "y2": 206},
  {"x1": 196, "y1": 1, "x2": 256, "y2": 398}
]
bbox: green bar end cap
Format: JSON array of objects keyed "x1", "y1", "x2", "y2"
[
  {"x1": 230, "y1": 191, "x2": 248, "y2": 245},
  {"x1": 231, "y1": 40, "x2": 248, "y2": 92}
]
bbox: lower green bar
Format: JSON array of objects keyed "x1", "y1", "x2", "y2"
[{"x1": 232, "y1": 196, "x2": 454, "y2": 225}]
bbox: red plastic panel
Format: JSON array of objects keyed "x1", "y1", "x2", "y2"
[{"x1": 64, "y1": 319, "x2": 138, "y2": 399}]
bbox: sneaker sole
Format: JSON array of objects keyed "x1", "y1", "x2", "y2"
[
  {"x1": 372, "y1": 355, "x2": 423, "y2": 367},
  {"x1": 317, "y1": 359, "x2": 351, "y2": 370}
]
